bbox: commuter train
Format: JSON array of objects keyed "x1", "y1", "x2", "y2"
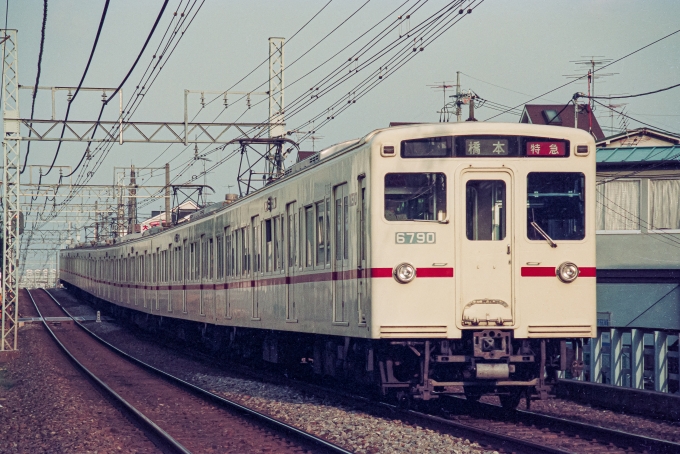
[{"x1": 60, "y1": 122, "x2": 597, "y2": 408}]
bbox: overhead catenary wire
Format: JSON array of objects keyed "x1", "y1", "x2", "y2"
[
  {"x1": 41, "y1": 0, "x2": 111, "y2": 177},
  {"x1": 138, "y1": 0, "x2": 427, "y2": 190},
  {"x1": 168, "y1": 0, "x2": 478, "y2": 193},
  {"x1": 34, "y1": 1, "x2": 201, "y2": 230},
  {"x1": 30, "y1": 0, "x2": 175, "y2": 231},
  {"x1": 142, "y1": 0, "x2": 423, "y2": 176}
]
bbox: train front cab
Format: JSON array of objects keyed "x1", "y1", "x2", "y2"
[{"x1": 369, "y1": 124, "x2": 597, "y2": 406}]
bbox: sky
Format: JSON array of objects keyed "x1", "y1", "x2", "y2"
[{"x1": 5, "y1": 0, "x2": 680, "y2": 270}]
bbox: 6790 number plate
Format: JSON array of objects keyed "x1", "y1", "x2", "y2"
[{"x1": 395, "y1": 232, "x2": 436, "y2": 244}]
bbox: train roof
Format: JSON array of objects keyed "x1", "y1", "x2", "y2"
[{"x1": 63, "y1": 123, "x2": 594, "y2": 252}]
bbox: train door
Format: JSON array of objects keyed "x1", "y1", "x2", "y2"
[
  {"x1": 286, "y1": 202, "x2": 297, "y2": 321},
  {"x1": 333, "y1": 183, "x2": 349, "y2": 323},
  {"x1": 357, "y1": 176, "x2": 367, "y2": 325},
  {"x1": 458, "y1": 170, "x2": 514, "y2": 326}
]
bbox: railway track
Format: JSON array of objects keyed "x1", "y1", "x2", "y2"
[
  {"x1": 437, "y1": 397, "x2": 680, "y2": 454},
  {"x1": 45, "y1": 288, "x2": 680, "y2": 454},
  {"x1": 27, "y1": 288, "x2": 350, "y2": 454}
]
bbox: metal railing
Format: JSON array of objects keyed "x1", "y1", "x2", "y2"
[{"x1": 579, "y1": 327, "x2": 679, "y2": 394}]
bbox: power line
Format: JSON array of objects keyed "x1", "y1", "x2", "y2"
[
  {"x1": 41, "y1": 0, "x2": 111, "y2": 176},
  {"x1": 585, "y1": 82, "x2": 680, "y2": 99},
  {"x1": 592, "y1": 99, "x2": 679, "y2": 136},
  {"x1": 484, "y1": 28, "x2": 680, "y2": 121},
  {"x1": 61, "y1": 0, "x2": 171, "y2": 179},
  {"x1": 20, "y1": 0, "x2": 48, "y2": 174}
]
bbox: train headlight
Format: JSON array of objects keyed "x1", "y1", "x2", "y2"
[
  {"x1": 394, "y1": 263, "x2": 416, "y2": 284},
  {"x1": 556, "y1": 262, "x2": 579, "y2": 283}
]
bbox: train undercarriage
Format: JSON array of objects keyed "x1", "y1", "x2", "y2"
[{"x1": 67, "y1": 286, "x2": 584, "y2": 410}]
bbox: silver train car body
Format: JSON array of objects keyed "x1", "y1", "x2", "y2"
[{"x1": 60, "y1": 122, "x2": 597, "y2": 406}]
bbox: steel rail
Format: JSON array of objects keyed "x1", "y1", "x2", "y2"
[
  {"x1": 448, "y1": 396, "x2": 680, "y2": 454},
  {"x1": 25, "y1": 289, "x2": 190, "y2": 454},
  {"x1": 40, "y1": 288, "x2": 352, "y2": 454}
]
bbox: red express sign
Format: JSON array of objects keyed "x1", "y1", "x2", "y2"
[{"x1": 526, "y1": 141, "x2": 566, "y2": 156}]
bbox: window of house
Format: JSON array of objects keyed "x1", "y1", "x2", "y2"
[
  {"x1": 596, "y1": 179, "x2": 640, "y2": 231},
  {"x1": 650, "y1": 179, "x2": 680, "y2": 230}
]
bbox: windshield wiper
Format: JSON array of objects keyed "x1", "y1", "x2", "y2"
[{"x1": 531, "y1": 221, "x2": 557, "y2": 248}]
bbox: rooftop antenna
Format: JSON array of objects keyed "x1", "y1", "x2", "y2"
[
  {"x1": 564, "y1": 56, "x2": 617, "y2": 112},
  {"x1": 428, "y1": 81, "x2": 455, "y2": 122}
]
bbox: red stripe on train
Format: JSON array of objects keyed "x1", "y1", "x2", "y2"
[
  {"x1": 521, "y1": 266, "x2": 596, "y2": 277},
  {"x1": 370, "y1": 267, "x2": 454, "y2": 278}
]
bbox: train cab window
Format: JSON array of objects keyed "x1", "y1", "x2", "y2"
[
  {"x1": 466, "y1": 180, "x2": 506, "y2": 241},
  {"x1": 527, "y1": 172, "x2": 585, "y2": 241},
  {"x1": 384, "y1": 173, "x2": 447, "y2": 221}
]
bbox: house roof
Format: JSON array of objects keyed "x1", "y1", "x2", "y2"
[
  {"x1": 520, "y1": 104, "x2": 605, "y2": 140},
  {"x1": 596, "y1": 127, "x2": 680, "y2": 147},
  {"x1": 596, "y1": 145, "x2": 680, "y2": 165}
]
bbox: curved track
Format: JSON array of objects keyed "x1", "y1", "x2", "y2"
[{"x1": 28, "y1": 288, "x2": 350, "y2": 454}]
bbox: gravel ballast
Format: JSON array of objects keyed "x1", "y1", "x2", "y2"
[{"x1": 0, "y1": 324, "x2": 160, "y2": 453}]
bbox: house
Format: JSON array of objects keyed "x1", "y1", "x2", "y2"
[
  {"x1": 597, "y1": 127, "x2": 680, "y2": 148},
  {"x1": 595, "y1": 144, "x2": 680, "y2": 329},
  {"x1": 519, "y1": 104, "x2": 605, "y2": 140}
]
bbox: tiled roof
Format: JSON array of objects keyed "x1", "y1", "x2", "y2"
[
  {"x1": 521, "y1": 104, "x2": 605, "y2": 140},
  {"x1": 596, "y1": 146, "x2": 680, "y2": 164}
]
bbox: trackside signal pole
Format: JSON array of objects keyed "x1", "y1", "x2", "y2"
[{"x1": 1, "y1": 29, "x2": 20, "y2": 352}]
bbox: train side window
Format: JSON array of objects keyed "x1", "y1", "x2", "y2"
[
  {"x1": 209, "y1": 237, "x2": 214, "y2": 280},
  {"x1": 325, "y1": 198, "x2": 331, "y2": 266},
  {"x1": 273, "y1": 217, "x2": 280, "y2": 271},
  {"x1": 343, "y1": 194, "x2": 349, "y2": 260},
  {"x1": 225, "y1": 227, "x2": 231, "y2": 278},
  {"x1": 184, "y1": 240, "x2": 189, "y2": 282},
  {"x1": 305, "y1": 205, "x2": 314, "y2": 268},
  {"x1": 264, "y1": 219, "x2": 273, "y2": 273},
  {"x1": 316, "y1": 201, "x2": 325, "y2": 266},
  {"x1": 287, "y1": 202, "x2": 298, "y2": 268},
  {"x1": 217, "y1": 234, "x2": 224, "y2": 279},
  {"x1": 466, "y1": 180, "x2": 506, "y2": 241},
  {"x1": 252, "y1": 216, "x2": 261, "y2": 274},
  {"x1": 527, "y1": 172, "x2": 585, "y2": 241},
  {"x1": 384, "y1": 173, "x2": 447, "y2": 221}
]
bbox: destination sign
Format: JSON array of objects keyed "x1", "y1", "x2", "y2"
[
  {"x1": 464, "y1": 138, "x2": 510, "y2": 156},
  {"x1": 526, "y1": 141, "x2": 567, "y2": 157}
]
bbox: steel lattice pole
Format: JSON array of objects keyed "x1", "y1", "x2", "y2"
[{"x1": 2, "y1": 29, "x2": 20, "y2": 352}]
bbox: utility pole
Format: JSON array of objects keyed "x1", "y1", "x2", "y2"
[
  {"x1": 268, "y1": 37, "x2": 285, "y2": 178},
  {"x1": 456, "y1": 71, "x2": 462, "y2": 122},
  {"x1": 1, "y1": 29, "x2": 20, "y2": 353}
]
